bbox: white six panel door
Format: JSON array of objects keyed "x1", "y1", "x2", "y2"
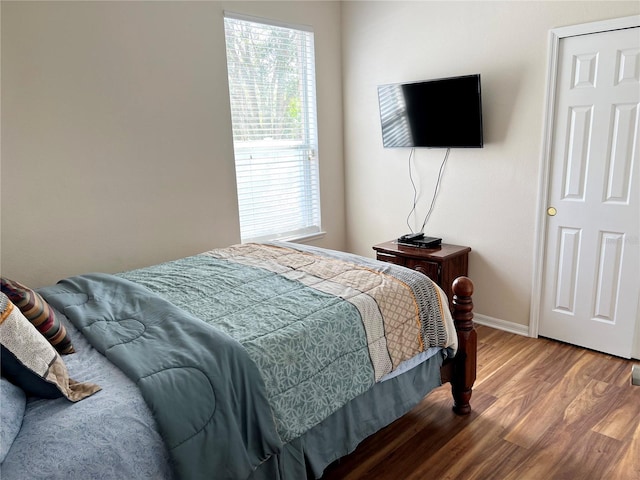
[{"x1": 540, "y1": 26, "x2": 640, "y2": 358}]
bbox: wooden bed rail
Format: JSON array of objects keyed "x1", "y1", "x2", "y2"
[{"x1": 447, "y1": 276, "x2": 477, "y2": 415}]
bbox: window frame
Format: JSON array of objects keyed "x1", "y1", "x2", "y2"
[{"x1": 223, "y1": 12, "x2": 323, "y2": 244}]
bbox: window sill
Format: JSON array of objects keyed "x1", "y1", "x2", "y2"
[
  {"x1": 287, "y1": 231, "x2": 327, "y2": 244},
  {"x1": 242, "y1": 231, "x2": 327, "y2": 245}
]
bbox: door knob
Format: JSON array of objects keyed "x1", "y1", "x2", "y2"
[{"x1": 547, "y1": 207, "x2": 557, "y2": 216}]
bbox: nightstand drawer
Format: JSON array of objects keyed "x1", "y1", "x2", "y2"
[
  {"x1": 376, "y1": 252, "x2": 405, "y2": 266},
  {"x1": 373, "y1": 241, "x2": 471, "y2": 309},
  {"x1": 405, "y1": 258, "x2": 439, "y2": 281}
]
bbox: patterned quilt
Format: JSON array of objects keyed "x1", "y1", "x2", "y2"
[{"x1": 118, "y1": 242, "x2": 457, "y2": 443}]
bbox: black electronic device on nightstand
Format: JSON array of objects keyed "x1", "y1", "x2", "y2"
[{"x1": 397, "y1": 234, "x2": 442, "y2": 248}]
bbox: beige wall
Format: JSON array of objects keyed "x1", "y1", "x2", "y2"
[
  {"x1": 3, "y1": 1, "x2": 639, "y2": 332},
  {"x1": 342, "y1": 1, "x2": 640, "y2": 328},
  {"x1": 1, "y1": 1, "x2": 345, "y2": 287}
]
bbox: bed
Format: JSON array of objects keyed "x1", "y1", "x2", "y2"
[{"x1": 0, "y1": 242, "x2": 476, "y2": 479}]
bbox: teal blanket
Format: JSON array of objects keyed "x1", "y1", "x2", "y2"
[
  {"x1": 117, "y1": 243, "x2": 455, "y2": 445},
  {"x1": 44, "y1": 274, "x2": 282, "y2": 480},
  {"x1": 118, "y1": 251, "x2": 375, "y2": 443},
  {"x1": 44, "y1": 243, "x2": 455, "y2": 480}
]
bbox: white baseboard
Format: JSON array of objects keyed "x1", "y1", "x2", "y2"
[{"x1": 473, "y1": 313, "x2": 530, "y2": 337}]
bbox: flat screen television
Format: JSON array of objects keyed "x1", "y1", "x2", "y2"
[{"x1": 377, "y1": 74, "x2": 483, "y2": 148}]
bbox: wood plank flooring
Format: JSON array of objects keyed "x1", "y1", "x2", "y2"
[{"x1": 321, "y1": 325, "x2": 640, "y2": 480}]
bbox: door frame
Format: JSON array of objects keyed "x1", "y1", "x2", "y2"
[{"x1": 530, "y1": 15, "x2": 640, "y2": 357}]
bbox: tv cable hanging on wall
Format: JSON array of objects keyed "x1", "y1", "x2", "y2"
[{"x1": 399, "y1": 147, "x2": 450, "y2": 247}]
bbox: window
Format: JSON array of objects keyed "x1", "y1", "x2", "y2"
[{"x1": 224, "y1": 13, "x2": 322, "y2": 243}]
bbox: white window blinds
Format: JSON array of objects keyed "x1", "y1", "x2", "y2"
[{"x1": 224, "y1": 13, "x2": 322, "y2": 243}]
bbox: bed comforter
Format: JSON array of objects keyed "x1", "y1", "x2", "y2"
[{"x1": 28, "y1": 242, "x2": 456, "y2": 479}]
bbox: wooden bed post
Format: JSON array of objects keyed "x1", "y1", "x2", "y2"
[{"x1": 450, "y1": 276, "x2": 477, "y2": 415}]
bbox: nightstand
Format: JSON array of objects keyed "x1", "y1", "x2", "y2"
[{"x1": 372, "y1": 240, "x2": 471, "y2": 307}]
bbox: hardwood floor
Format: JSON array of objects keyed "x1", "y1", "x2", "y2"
[{"x1": 321, "y1": 325, "x2": 640, "y2": 480}]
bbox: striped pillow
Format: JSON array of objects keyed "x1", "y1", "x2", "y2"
[{"x1": 1, "y1": 277, "x2": 75, "y2": 354}]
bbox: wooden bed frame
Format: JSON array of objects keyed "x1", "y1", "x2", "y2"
[{"x1": 441, "y1": 276, "x2": 477, "y2": 415}]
